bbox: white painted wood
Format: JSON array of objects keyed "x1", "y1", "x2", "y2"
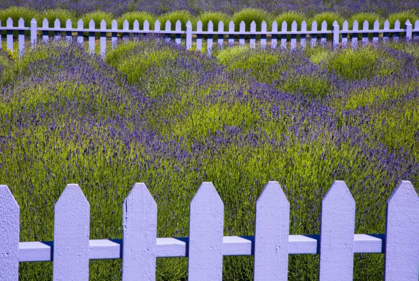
[
  {"x1": 165, "y1": 20, "x2": 171, "y2": 43},
  {"x1": 42, "y1": 18, "x2": 49, "y2": 43},
  {"x1": 0, "y1": 20, "x2": 2, "y2": 49},
  {"x1": 250, "y1": 21, "x2": 256, "y2": 49},
  {"x1": 88, "y1": 20, "x2": 95, "y2": 54},
  {"x1": 77, "y1": 19, "x2": 84, "y2": 45},
  {"x1": 300, "y1": 21, "x2": 307, "y2": 49},
  {"x1": 239, "y1": 21, "x2": 245, "y2": 46},
  {"x1": 405, "y1": 20, "x2": 412, "y2": 41},
  {"x1": 53, "y1": 184, "x2": 90, "y2": 281},
  {"x1": 154, "y1": 20, "x2": 160, "y2": 43},
  {"x1": 319, "y1": 181, "x2": 355, "y2": 281},
  {"x1": 175, "y1": 20, "x2": 181, "y2": 45},
  {"x1": 0, "y1": 185, "x2": 19, "y2": 280},
  {"x1": 414, "y1": 20, "x2": 419, "y2": 40},
  {"x1": 311, "y1": 20, "x2": 318, "y2": 48},
  {"x1": 31, "y1": 18, "x2": 37, "y2": 48},
  {"x1": 383, "y1": 20, "x2": 390, "y2": 43},
  {"x1": 373, "y1": 20, "x2": 379, "y2": 45},
  {"x1": 123, "y1": 19, "x2": 129, "y2": 42},
  {"x1": 394, "y1": 20, "x2": 400, "y2": 42},
  {"x1": 6, "y1": 18, "x2": 13, "y2": 52},
  {"x1": 332, "y1": 22, "x2": 339, "y2": 48},
  {"x1": 228, "y1": 21, "x2": 235, "y2": 46},
  {"x1": 66, "y1": 19, "x2": 72, "y2": 42},
  {"x1": 196, "y1": 21, "x2": 202, "y2": 50},
  {"x1": 341, "y1": 20, "x2": 348, "y2": 48},
  {"x1": 281, "y1": 21, "x2": 287, "y2": 50},
  {"x1": 352, "y1": 20, "x2": 358, "y2": 49},
  {"x1": 186, "y1": 21, "x2": 192, "y2": 49},
  {"x1": 111, "y1": 20, "x2": 118, "y2": 49},
  {"x1": 100, "y1": 20, "x2": 106, "y2": 58},
  {"x1": 290, "y1": 21, "x2": 297, "y2": 51},
  {"x1": 143, "y1": 20, "x2": 149, "y2": 37},
  {"x1": 271, "y1": 21, "x2": 278, "y2": 49},
  {"x1": 133, "y1": 20, "x2": 139, "y2": 42},
  {"x1": 122, "y1": 183, "x2": 157, "y2": 281},
  {"x1": 384, "y1": 181, "x2": 419, "y2": 281},
  {"x1": 321, "y1": 20, "x2": 327, "y2": 46},
  {"x1": 362, "y1": 20, "x2": 369, "y2": 46},
  {"x1": 54, "y1": 19, "x2": 61, "y2": 41},
  {"x1": 218, "y1": 21, "x2": 224, "y2": 49},
  {"x1": 18, "y1": 18, "x2": 25, "y2": 57},
  {"x1": 260, "y1": 21, "x2": 267, "y2": 49},
  {"x1": 254, "y1": 181, "x2": 290, "y2": 281},
  {"x1": 207, "y1": 20, "x2": 213, "y2": 54},
  {"x1": 188, "y1": 182, "x2": 223, "y2": 281}
]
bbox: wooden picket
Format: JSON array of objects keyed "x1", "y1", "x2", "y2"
[{"x1": 0, "y1": 180, "x2": 418, "y2": 279}]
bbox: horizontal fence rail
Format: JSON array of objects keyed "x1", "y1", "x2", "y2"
[
  {"x1": 0, "y1": 180, "x2": 418, "y2": 280},
  {"x1": 1, "y1": 18, "x2": 419, "y2": 57}
]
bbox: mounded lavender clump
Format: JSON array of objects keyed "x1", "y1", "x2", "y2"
[{"x1": 1, "y1": 39, "x2": 419, "y2": 280}]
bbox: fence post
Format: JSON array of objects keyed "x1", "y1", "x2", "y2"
[
  {"x1": 228, "y1": 21, "x2": 235, "y2": 46},
  {"x1": 319, "y1": 181, "x2": 355, "y2": 281},
  {"x1": 0, "y1": 185, "x2": 19, "y2": 280},
  {"x1": 239, "y1": 21, "x2": 245, "y2": 47},
  {"x1": 218, "y1": 21, "x2": 224, "y2": 49},
  {"x1": 66, "y1": 19, "x2": 72, "y2": 42},
  {"x1": 18, "y1": 18, "x2": 25, "y2": 57},
  {"x1": 123, "y1": 20, "x2": 129, "y2": 42},
  {"x1": 384, "y1": 181, "x2": 419, "y2": 281},
  {"x1": 54, "y1": 19, "x2": 61, "y2": 41},
  {"x1": 42, "y1": 19, "x2": 49, "y2": 43},
  {"x1": 383, "y1": 20, "x2": 390, "y2": 43},
  {"x1": 77, "y1": 19, "x2": 84, "y2": 45},
  {"x1": 341, "y1": 21, "x2": 348, "y2": 48},
  {"x1": 362, "y1": 20, "x2": 369, "y2": 46},
  {"x1": 290, "y1": 21, "x2": 297, "y2": 51},
  {"x1": 281, "y1": 21, "x2": 287, "y2": 50},
  {"x1": 207, "y1": 21, "x2": 214, "y2": 54},
  {"x1": 254, "y1": 182, "x2": 289, "y2": 281},
  {"x1": 196, "y1": 21, "x2": 202, "y2": 50},
  {"x1": 88, "y1": 20, "x2": 95, "y2": 54},
  {"x1": 414, "y1": 20, "x2": 419, "y2": 41},
  {"x1": 133, "y1": 20, "x2": 139, "y2": 42},
  {"x1": 373, "y1": 20, "x2": 379, "y2": 45},
  {"x1": 300, "y1": 20, "x2": 307, "y2": 50},
  {"x1": 311, "y1": 20, "x2": 317, "y2": 48},
  {"x1": 122, "y1": 183, "x2": 157, "y2": 281},
  {"x1": 393, "y1": 20, "x2": 400, "y2": 42},
  {"x1": 250, "y1": 21, "x2": 256, "y2": 49},
  {"x1": 188, "y1": 182, "x2": 223, "y2": 281},
  {"x1": 175, "y1": 20, "x2": 181, "y2": 45},
  {"x1": 53, "y1": 184, "x2": 90, "y2": 281},
  {"x1": 186, "y1": 21, "x2": 192, "y2": 50},
  {"x1": 321, "y1": 20, "x2": 327, "y2": 47},
  {"x1": 143, "y1": 20, "x2": 149, "y2": 39},
  {"x1": 100, "y1": 20, "x2": 107, "y2": 58},
  {"x1": 271, "y1": 21, "x2": 278, "y2": 49},
  {"x1": 31, "y1": 18, "x2": 38, "y2": 48},
  {"x1": 332, "y1": 22, "x2": 339, "y2": 49},
  {"x1": 260, "y1": 21, "x2": 267, "y2": 49},
  {"x1": 154, "y1": 20, "x2": 160, "y2": 43},
  {"x1": 7, "y1": 18, "x2": 13, "y2": 53},
  {"x1": 111, "y1": 20, "x2": 118, "y2": 49},
  {"x1": 405, "y1": 20, "x2": 412, "y2": 42},
  {"x1": 352, "y1": 20, "x2": 358, "y2": 49}
]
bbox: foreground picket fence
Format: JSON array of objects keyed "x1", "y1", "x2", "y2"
[
  {"x1": 0, "y1": 180, "x2": 418, "y2": 280},
  {"x1": 1, "y1": 17, "x2": 419, "y2": 57}
]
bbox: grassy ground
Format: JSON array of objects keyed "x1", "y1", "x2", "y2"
[{"x1": 0, "y1": 38, "x2": 418, "y2": 280}]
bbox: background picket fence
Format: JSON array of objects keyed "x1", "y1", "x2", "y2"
[
  {"x1": 0, "y1": 180, "x2": 418, "y2": 280},
  {"x1": 1, "y1": 17, "x2": 419, "y2": 58}
]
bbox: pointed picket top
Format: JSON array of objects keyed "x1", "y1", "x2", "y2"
[
  {"x1": 281, "y1": 21, "x2": 287, "y2": 31},
  {"x1": 112, "y1": 19, "x2": 117, "y2": 30},
  {"x1": 301, "y1": 20, "x2": 307, "y2": 30},
  {"x1": 353, "y1": 20, "x2": 358, "y2": 30},
  {"x1": 100, "y1": 19, "x2": 106, "y2": 30},
  {"x1": 240, "y1": 21, "x2": 245, "y2": 31},
  {"x1": 228, "y1": 20, "x2": 234, "y2": 31},
  {"x1": 186, "y1": 20, "x2": 191, "y2": 27},
  {"x1": 133, "y1": 20, "x2": 139, "y2": 30},
  {"x1": 31, "y1": 18, "x2": 37, "y2": 25},
  {"x1": 362, "y1": 20, "x2": 369, "y2": 30},
  {"x1": 321, "y1": 20, "x2": 327, "y2": 31},
  {"x1": 415, "y1": 20, "x2": 419, "y2": 29},
  {"x1": 254, "y1": 181, "x2": 290, "y2": 281},
  {"x1": 78, "y1": 19, "x2": 83, "y2": 28},
  {"x1": 218, "y1": 20, "x2": 224, "y2": 31},
  {"x1": 319, "y1": 181, "x2": 355, "y2": 281},
  {"x1": 165, "y1": 20, "x2": 171, "y2": 31},
  {"x1": 123, "y1": 19, "x2": 129, "y2": 30},
  {"x1": 394, "y1": 20, "x2": 400, "y2": 29},
  {"x1": 54, "y1": 18, "x2": 60, "y2": 28},
  {"x1": 385, "y1": 181, "x2": 419, "y2": 280},
  {"x1": 342, "y1": 20, "x2": 348, "y2": 31},
  {"x1": 197, "y1": 20, "x2": 202, "y2": 30},
  {"x1": 18, "y1": 18, "x2": 24, "y2": 27},
  {"x1": 154, "y1": 20, "x2": 160, "y2": 31},
  {"x1": 333, "y1": 20, "x2": 338, "y2": 26},
  {"x1": 261, "y1": 21, "x2": 267, "y2": 31},
  {"x1": 7, "y1": 17, "x2": 13, "y2": 27},
  {"x1": 66, "y1": 19, "x2": 72, "y2": 28},
  {"x1": 175, "y1": 20, "x2": 181, "y2": 31},
  {"x1": 291, "y1": 21, "x2": 297, "y2": 31},
  {"x1": 208, "y1": 20, "x2": 213, "y2": 31},
  {"x1": 41, "y1": 18, "x2": 48, "y2": 28},
  {"x1": 405, "y1": 19, "x2": 411, "y2": 26},
  {"x1": 374, "y1": 20, "x2": 379, "y2": 30},
  {"x1": 272, "y1": 20, "x2": 278, "y2": 31},
  {"x1": 384, "y1": 20, "x2": 390, "y2": 29},
  {"x1": 122, "y1": 183, "x2": 157, "y2": 281},
  {"x1": 0, "y1": 185, "x2": 19, "y2": 280},
  {"x1": 53, "y1": 184, "x2": 90, "y2": 281},
  {"x1": 311, "y1": 20, "x2": 318, "y2": 30},
  {"x1": 143, "y1": 20, "x2": 149, "y2": 30},
  {"x1": 188, "y1": 182, "x2": 224, "y2": 281},
  {"x1": 250, "y1": 21, "x2": 256, "y2": 31},
  {"x1": 89, "y1": 19, "x2": 95, "y2": 29}
]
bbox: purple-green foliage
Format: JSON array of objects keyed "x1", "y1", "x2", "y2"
[{"x1": 0, "y1": 38, "x2": 419, "y2": 280}]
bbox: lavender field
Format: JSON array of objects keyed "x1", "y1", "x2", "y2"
[{"x1": 1, "y1": 23, "x2": 419, "y2": 280}]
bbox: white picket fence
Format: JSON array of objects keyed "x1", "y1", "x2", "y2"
[
  {"x1": 0, "y1": 180, "x2": 418, "y2": 280},
  {"x1": 1, "y1": 17, "x2": 419, "y2": 57}
]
